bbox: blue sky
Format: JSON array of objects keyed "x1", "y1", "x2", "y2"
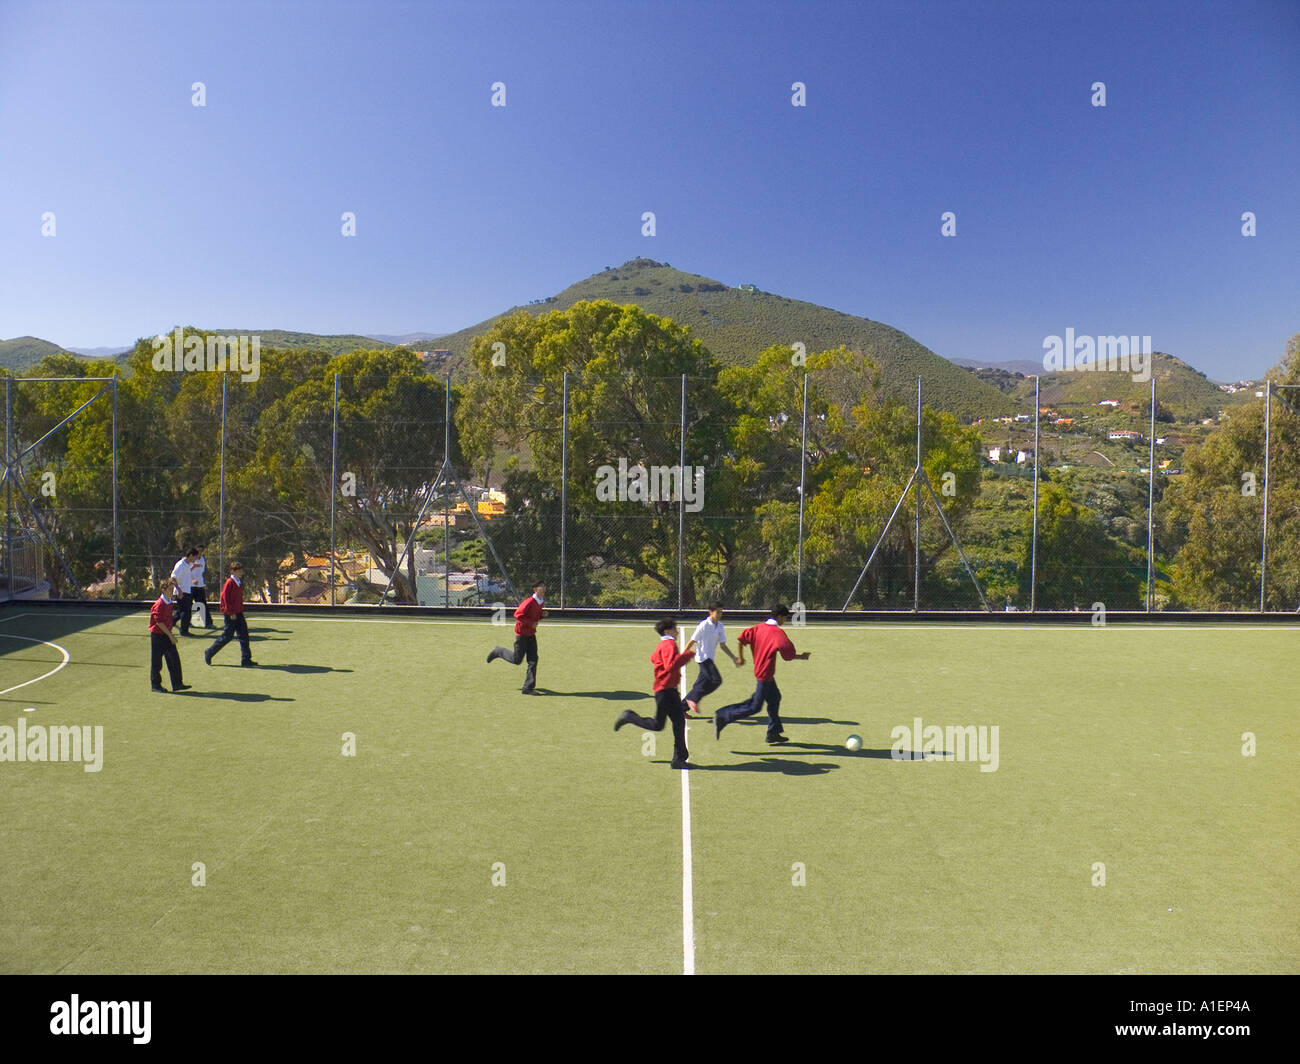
[{"x1": 1, "y1": 0, "x2": 1295, "y2": 378}]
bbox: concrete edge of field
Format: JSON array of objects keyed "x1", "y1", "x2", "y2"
[{"x1": 5, "y1": 599, "x2": 1300, "y2": 624}]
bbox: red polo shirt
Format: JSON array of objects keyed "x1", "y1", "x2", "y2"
[
  {"x1": 739, "y1": 621, "x2": 797, "y2": 682},
  {"x1": 651, "y1": 636, "x2": 695, "y2": 693},
  {"x1": 149, "y1": 595, "x2": 174, "y2": 635},
  {"x1": 219, "y1": 576, "x2": 245, "y2": 615},
  {"x1": 514, "y1": 595, "x2": 543, "y2": 637}
]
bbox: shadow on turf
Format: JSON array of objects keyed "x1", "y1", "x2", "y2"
[
  {"x1": 531, "y1": 688, "x2": 651, "y2": 700},
  {"x1": 759, "y1": 741, "x2": 951, "y2": 761},
  {"x1": 239, "y1": 663, "x2": 352, "y2": 675},
  {"x1": 667, "y1": 758, "x2": 839, "y2": 775},
  {"x1": 173, "y1": 691, "x2": 295, "y2": 703},
  {"x1": 731, "y1": 716, "x2": 858, "y2": 727}
]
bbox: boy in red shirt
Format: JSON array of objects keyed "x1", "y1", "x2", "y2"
[
  {"x1": 487, "y1": 581, "x2": 546, "y2": 694},
  {"x1": 149, "y1": 577, "x2": 190, "y2": 693},
  {"x1": 204, "y1": 561, "x2": 257, "y2": 667},
  {"x1": 614, "y1": 618, "x2": 696, "y2": 769},
  {"x1": 714, "y1": 604, "x2": 810, "y2": 744}
]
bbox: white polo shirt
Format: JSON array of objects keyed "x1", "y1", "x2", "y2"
[
  {"x1": 690, "y1": 617, "x2": 727, "y2": 663},
  {"x1": 192, "y1": 555, "x2": 206, "y2": 588},
  {"x1": 170, "y1": 557, "x2": 194, "y2": 594}
]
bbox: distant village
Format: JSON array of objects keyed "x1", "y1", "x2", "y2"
[{"x1": 279, "y1": 487, "x2": 509, "y2": 606}]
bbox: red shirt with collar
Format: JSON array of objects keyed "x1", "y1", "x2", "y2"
[
  {"x1": 149, "y1": 595, "x2": 174, "y2": 635},
  {"x1": 220, "y1": 576, "x2": 245, "y2": 615},
  {"x1": 651, "y1": 636, "x2": 695, "y2": 693},
  {"x1": 514, "y1": 595, "x2": 543, "y2": 637},
  {"x1": 739, "y1": 621, "x2": 797, "y2": 682}
]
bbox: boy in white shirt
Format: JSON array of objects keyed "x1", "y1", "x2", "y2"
[
  {"x1": 169, "y1": 547, "x2": 200, "y2": 636},
  {"x1": 683, "y1": 599, "x2": 741, "y2": 717}
]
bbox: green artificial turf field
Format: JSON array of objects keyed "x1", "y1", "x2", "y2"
[{"x1": 0, "y1": 607, "x2": 1296, "y2": 974}]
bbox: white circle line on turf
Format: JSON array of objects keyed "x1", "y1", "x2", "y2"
[{"x1": 0, "y1": 633, "x2": 71, "y2": 696}]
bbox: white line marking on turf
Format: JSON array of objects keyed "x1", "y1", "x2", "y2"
[
  {"x1": 679, "y1": 631, "x2": 695, "y2": 976},
  {"x1": 0, "y1": 633, "x2": 71, "y2": 696},
  {"x1": 681, "y1": 739, "x2": 695, "y2": 976}
]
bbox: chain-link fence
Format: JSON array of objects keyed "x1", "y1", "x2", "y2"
[{"x1": 3, "y1": 368, "x2": 1296, "y2": 612}]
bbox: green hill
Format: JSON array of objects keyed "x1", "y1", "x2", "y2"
[
  {"x1": 210, "y1": 330, "x2": 396, "y2": 356},
  {"x1": 0, "y1": 336, "x2": 72, "y2": 372},
  {"x1": 427, "y1": 259, "x2": 1013, "y2": 419},
  {"x1": 1010, "y1": 351, "x2": 1246, "y2": 421}
]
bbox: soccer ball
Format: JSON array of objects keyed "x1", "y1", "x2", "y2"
[{"x1": 845, "y1": 734, "x2": 862, "y2": 752}]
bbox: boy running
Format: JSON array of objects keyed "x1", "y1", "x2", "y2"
[
  {"x1": 486, "y1": 581, "x2": 546, "y2": 694},
  {"x1": 683, "y1": 598, "x2": 740, "y2": 717},
  {"x1": 713, "y1": 604, "x2": 810, "y2": 745},
  {"x1": 614, "y1": 618, "x2": 696, "y2": 769}
]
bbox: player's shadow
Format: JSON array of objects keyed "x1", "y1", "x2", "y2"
[
  {"x1": 765, "y1": 741, "x2": 940, "y2": 761},
  {"x1": 173, "y1": 691, "x2": 295, "y2": 703},
  {"x1": 534, "y1": 688, "x2": 651, "y2": 700},
  {"x1": 733, "y1": 716, "x2": 858, "y2": 727},
  {"x1": 686, "y1": 758, "x2": 839, "y2": 776},
  {"x1": 251, "y1": 663, "x2": 353, "y2": 674}
]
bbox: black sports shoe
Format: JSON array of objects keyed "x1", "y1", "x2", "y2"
[
  {"x1": 766, "y1": 734, "x2": 789, "y2": 744},
  {"x1": 714, "y1": 717, "x2": 725, "y2": 740},
  {"x1": 241, "y1": 660, "x2": 258, "y2": 667},
  {"x1": 151, "y1": 686, "x2": 168, "y2": 693},
  {"x1": 671, "y1": 759, "x2": 690, "y2": 769},
  {"x1": 203, "y1": 649, "x2": 213, "y2": 666},
  {"x1": 614, "y1": 710, "x2": 635, "y2": 732},
  {"x1": 486, "y1": 649, "x2": 499, "y2": 663},
  {"x1": 174, "y1": 684, "x2": 192, "y2": 692}
]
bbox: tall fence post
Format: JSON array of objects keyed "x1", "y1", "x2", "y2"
[
  {"x1": 1146, "y1": 377, "x2": 1157, "y2": 612},
  {"x1": 678, "y1": 373, "x2": 686, "y2": 610},
  {"x1": 444, "y1": 372, "x2": 451, "y2": 610},
  {"x1": 4, "y1": 376, "x2": 11, "y2": 598},
  {"x1": 330, "y1": 372, "x2": 339, "y2": 607},
  {"x1": 560, "y1": 371, "x2": 568, "y2": 610},
  {"x1": 1030, "y1": 376, "x2": 1040, "y2": 612},
  {"x1": 1260, "y1": 379, "x2": 1271, "y2": 612},
  {"x1": 796, "y1": 371, "x2": 808, "y2": 606},
  {"x1": 913, "y1": 376, "x2": 922, "y2": 612},
  {"x1": 219, "y1": 374, "x2": 227, "y2": 580},
  {"x1": 112, "y1": 376, "x2": 119, "y2": 600}
]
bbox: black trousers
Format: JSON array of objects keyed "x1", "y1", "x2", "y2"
[
  {"x1": 493, "y1": 635, "x2": 538, "y2": 692},
  {"x1": 209, "y1": 612, "x2": 251, "y2": 663},
  {"x1": 191, "y1": 586, "x2": 213, "y2": 627},
  {"x1": 625, "y1": 689, "x2": 689, "y2": 763},
  {"x1": 176, "y1": 591, "x2": 194, "y2": 634},
  {"x1": 715, "y1": 679, "x2": 783, "y2": 740},
  {"x1": 150, "y1": 630, "x2": 183, "y2": 689},
  {"x1": 685, "y1": 658, "x2": 722, "y2": 705}
]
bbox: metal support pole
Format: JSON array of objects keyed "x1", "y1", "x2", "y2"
[
  {"x1": 1261, "y1": 380, "x2": 1271, "y2": 612},
  {"x1": 219, "y1": 374, "x2": 227, "y2": 578},
  {"x1": 913, "y1": 377, "x2": 922, "y2": 612},
  {"x1": 678, "y1": 373, "x2": 686, "y2": 610},
  {"x1": 1146, "y1": 377, "x2": 1157, "y2": 612},
  {"x1": 5, "y1": 377, "x2": 11, "y2": 599},
  {"x1": 1030, "y1": 377, "x2": 1040, "y2": 613},
  {"x1": 796, "y1": 371, "x2": 808, "y2": 605},
  {"x1": 330, "y1": 372, "x2": 339, "y2": 607},
  {"x1": 560, "y1": 371, "x2": 568, "y2": 610},
  {"x1": 112, "y1": 376, "x2": 119, "y2": 599},
  {"x1": 444, "y1": 373, "x2": 451, "y2": 610}
]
